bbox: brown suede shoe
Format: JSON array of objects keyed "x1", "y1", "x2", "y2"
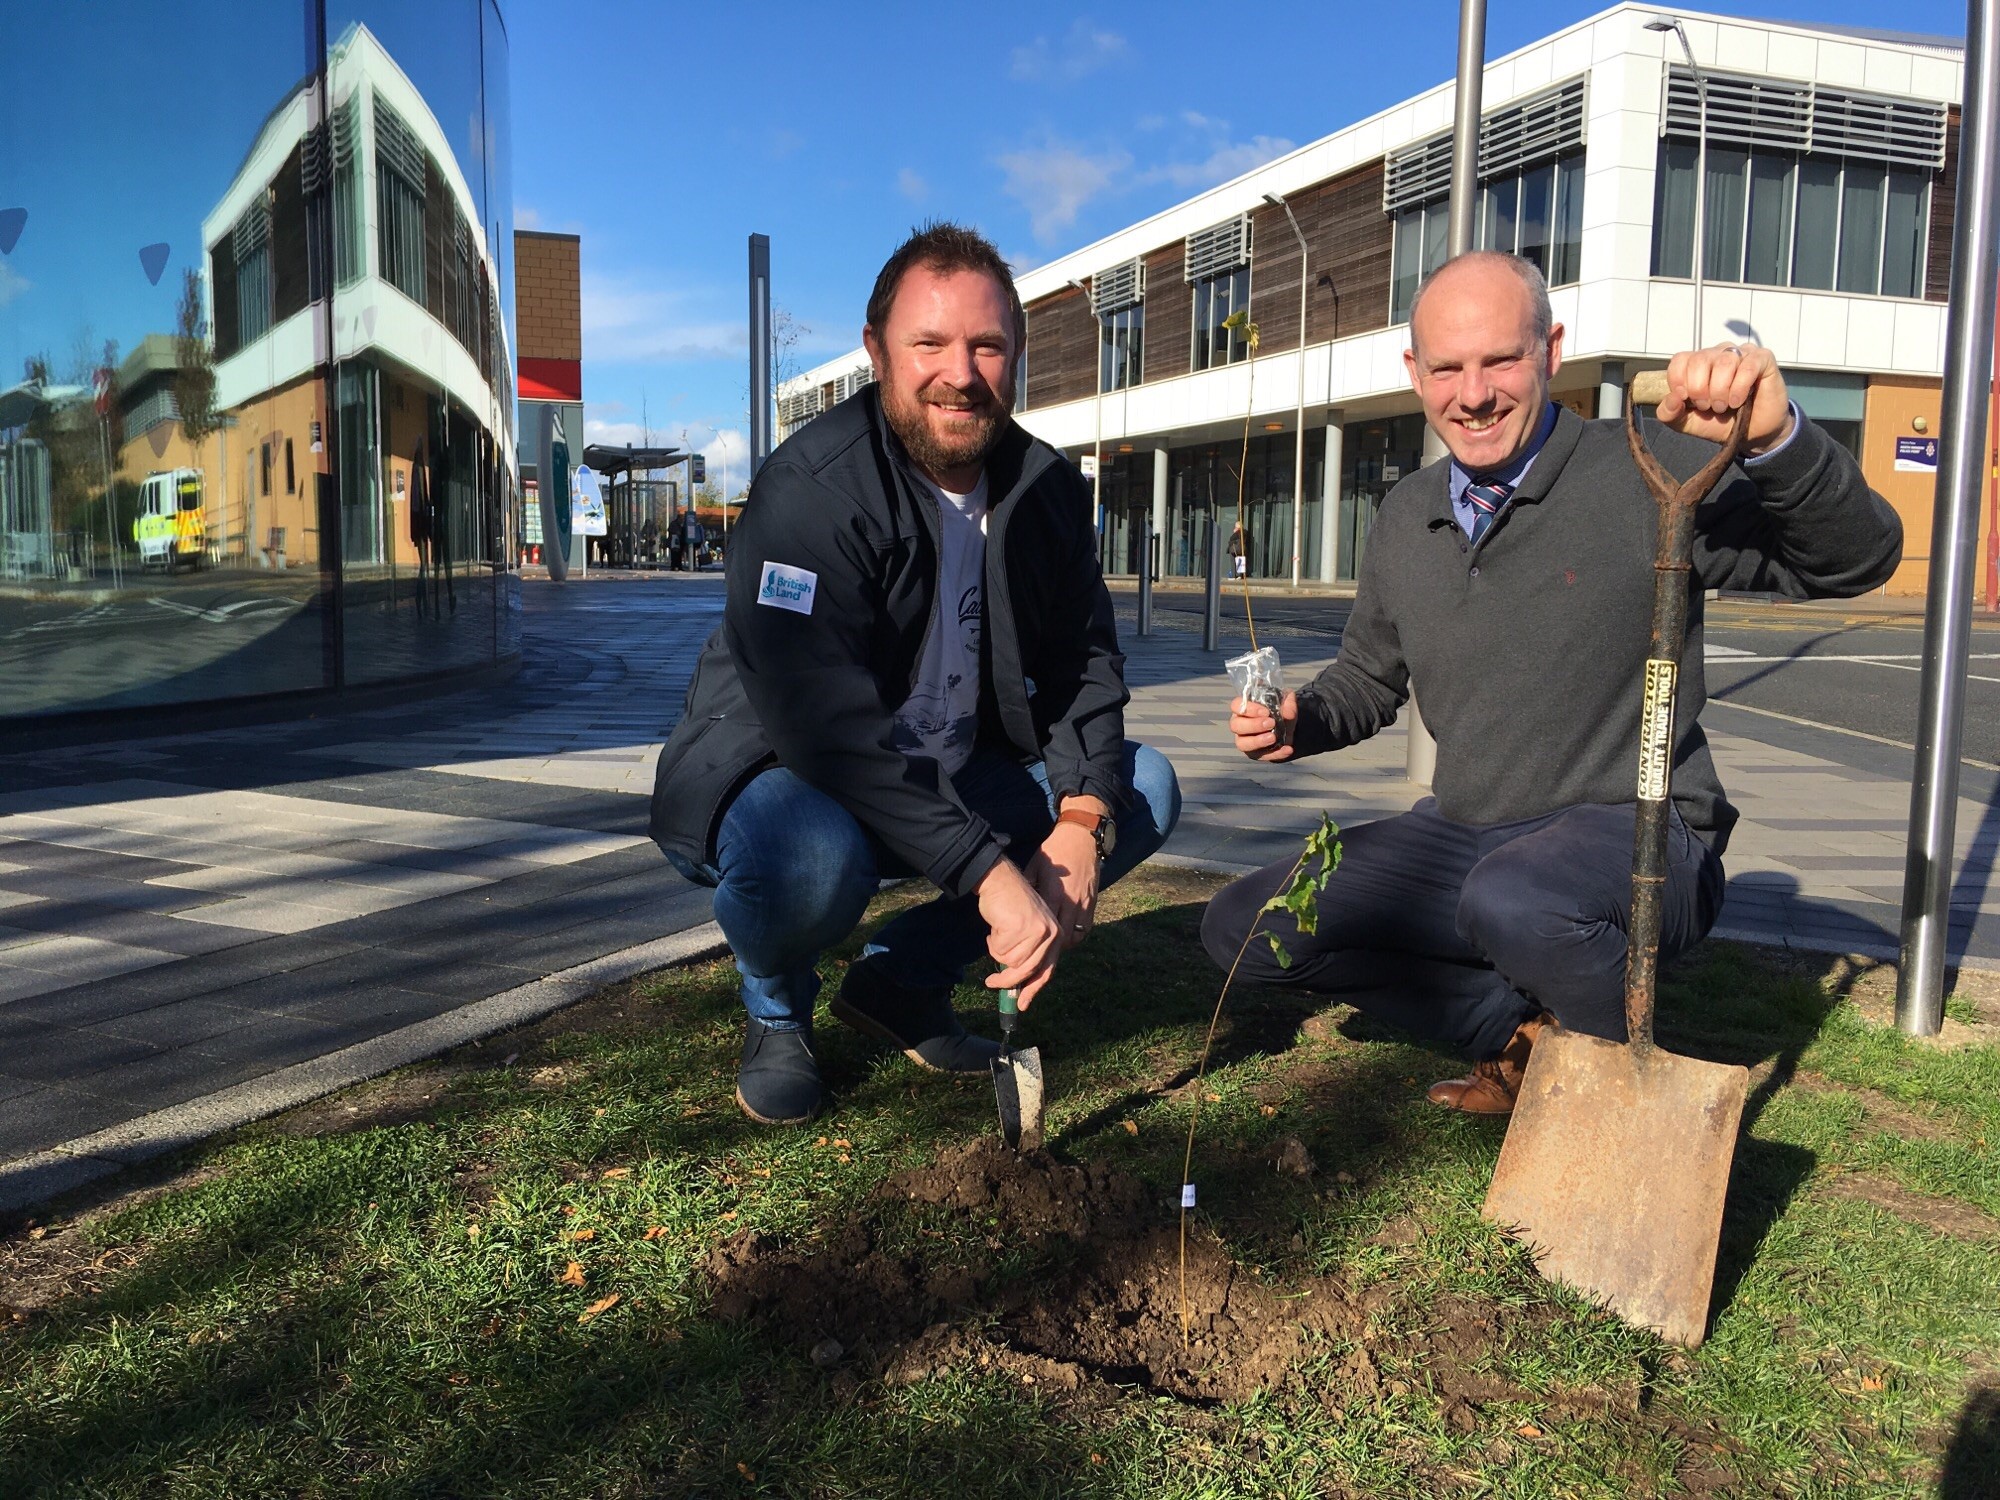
[{"x1": 1426, "y1": 1014, "x2": 1549, "y2": 1115}]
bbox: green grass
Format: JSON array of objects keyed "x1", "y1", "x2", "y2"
[{"x1": 1, "y1": 869, "x2": 1997, "y2": 1498}]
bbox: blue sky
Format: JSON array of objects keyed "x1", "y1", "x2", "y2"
[
  {"x1": 0, "y1": 2, "x2": 1967, "y2": 494},
  {"x1": 512, "y1": 0, "x2": 1967, "y2": 487}
]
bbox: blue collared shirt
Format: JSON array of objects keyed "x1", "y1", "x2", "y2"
[
  {"x1": 1447, "y1": 402, "x2": 1559, "y2": 540},
  {"x1": 1445, "y1": 398, "x2": 1805, "y2": 540}
]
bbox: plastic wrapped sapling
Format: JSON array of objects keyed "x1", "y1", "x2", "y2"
[{"x1": 1226, "y1": 645, "x2": 1283, "y2": 715}]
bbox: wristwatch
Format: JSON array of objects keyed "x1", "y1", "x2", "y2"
[{"x1": 1057, "y1": 808, "x2": 1116, "y2": 862}]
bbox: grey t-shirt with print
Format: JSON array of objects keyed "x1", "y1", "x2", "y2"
[{"x1": 893, "y1": 473, "x2": 987, "y2": 776}]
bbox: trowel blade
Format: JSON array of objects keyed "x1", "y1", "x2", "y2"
[{"x1": 991, "y1": 1045, "x2": 1045, "y2": 1152}]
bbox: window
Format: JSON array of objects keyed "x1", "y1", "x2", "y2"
[
  {"x1": 374, "y1": 96, "x2": 427, "y2": 304},
  {"x1": 1392, "y1": 149, "x2": 1585, "y2": 323},
  {"x1": 260, "y1": 440, "x2": 273, "y2": 497},
  {"x1": 1100, "y1": 304, "x2": 1143, "y2": 391},
  {"x1": 1653, "y1": 143, "x2": 1933, "y2": 298},
  {"x1": 332, "y1": 92, "x2": 364, "y2": 287},
  {"x1": 1185, "y1": 216, "x2": 1251, "y2": 370},
  {"x1": 1650, "y1": 66, "x2": 1943, "y2": 299},
  {"x1": 1191, "y1": 267, "x2": 1250, "y2": 370},
  {"x1": 1091, "y1": 258, "x2": 1145, "y2": 391},
  {"x1": 1387, "y1": 79, "x2": 1588, "y2": 322},
  {"x1": 231, "y1": 201, "x2": 273, "y2": 346},
  {"x1": 284, "y1": 438, "x2": 296, "y2": 494}
]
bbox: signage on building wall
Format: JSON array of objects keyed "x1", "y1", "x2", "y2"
[
  {"x1": 1895, "y1": 436, "x2": 1940, "y2": 473},
  {"x1": 310, "y1": 420, "x2": 323, "y2": 454},
  {"x1": 1079, "y1": 454, "x2": 1097, "y2": 480}
]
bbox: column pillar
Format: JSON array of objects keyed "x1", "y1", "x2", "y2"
[
  {"x1": 1151, "y1": 445, "x2": 1170, "y2": 579},
  {"x1": 1598, "y1": 360, "x2": 1626, "y2": 421},
  {"x1": 1319, "y1": 411, "x2": 1342, "y2": 583}
]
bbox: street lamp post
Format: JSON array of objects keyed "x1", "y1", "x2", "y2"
[
  {"x1": 1263, "y1": 193, "x2": 1310, "y2": 587},
  {"x1": 1068, "y1": 277, "x2": 1103, "y2": 539},
  {"x1": 1648, "y1": 16, "x2": 1707, "y2": 349}
]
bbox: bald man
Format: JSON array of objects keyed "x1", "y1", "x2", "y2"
[{"x1": 1203, "y1": 251, "x2": 1901, "y2": 1114}]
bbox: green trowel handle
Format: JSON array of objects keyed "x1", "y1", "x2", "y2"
[{"x1": 999, "y1": 988, "x2": 1019, "y2": 1028}]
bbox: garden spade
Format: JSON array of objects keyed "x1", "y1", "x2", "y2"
[
  {"x1": 991, "y1": 989, "x2": 1045, "y2": 1151},
  {"x1": 1482, "y1": 370, "x2": 1752, "y2": 1349}
]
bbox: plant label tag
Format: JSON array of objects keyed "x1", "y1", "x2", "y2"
[
  {"x1": 1180, "y1": 1183, "x2": 1196, "y2": 1208},
  {"x1": 757, "y1": 561, "x2": 817, "y2": 615}
]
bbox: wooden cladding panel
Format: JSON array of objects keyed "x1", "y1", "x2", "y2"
[
  {"x1": 1024, "y1": 286, "x2": 1095, "y2": 408},
  {"x1": 1927, "y1": 106, "x2": 1958, "y2": 304},
  {"x1": 1249, "y1": 162, "x2": 1393, "y2": 354},
  {"x1": 1142, "y1": 245, "x2": 1190, "y2": 381}
]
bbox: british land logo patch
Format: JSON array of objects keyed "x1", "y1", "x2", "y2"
[{"x1": 756, "y1": 561, "x2": 818, "y2": 615}]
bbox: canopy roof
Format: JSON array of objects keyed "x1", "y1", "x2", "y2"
[{"x1": 581, "y1": 444, "x2": 682, "y2": 476}]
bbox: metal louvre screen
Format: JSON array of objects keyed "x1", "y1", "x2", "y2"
[
  {"x1": 1090, "y1": 258, "x2": 1146, "y2": 314},
  {"x1": 373, "y1": 95, "x2": 427, "y2": 189},
  {"x1": 1184, "y1": 216, "x2": 1251, "y2": 283},
  {"x1": 231, "y1": 199, "x2": 270, "y2": 258},
  {"x1": 1383, "y1": 77, "x2": 1587, "y2": 213},
  {"x1": 778, "y1": 388, "x2": 824, "y2": 426},
  {"x1": 838, "y1": 366, "x2": 874, "y2": 401},
  {"x1": 1662, "y1": 67, "x2": 1946, "y2": 168}
]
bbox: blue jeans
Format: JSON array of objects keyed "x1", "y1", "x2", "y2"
[
  {"x1": 1201, "y1": 798, "x2": 1724, "y2": 1060},
  {"x1": 669, "y1": 742, "x2": 1182, "y2": 1029}
]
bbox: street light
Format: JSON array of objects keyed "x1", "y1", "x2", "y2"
[
  {"x1": 1263, "y1": 192, "x2": 1310, "y2": 587},
  {"x1": 1068, "y1": 276, "x2": 1104, "y2": 541},
  {"x1": 1647, "y1": 14, "x2": 1707, "y2": 351}
]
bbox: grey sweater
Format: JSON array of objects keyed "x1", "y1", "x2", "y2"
[{"x1": 1293, "y1": 405, "x2": 1903, "y2": 854}]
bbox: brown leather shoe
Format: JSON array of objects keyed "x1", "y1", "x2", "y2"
[{"x1": 1426, "y1": 1014, "x2": 1548, "y2": 1115}]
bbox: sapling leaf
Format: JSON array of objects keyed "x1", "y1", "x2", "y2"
[{"x1": 1264, "y1": 933, "x2": 1292, "y2": 968}]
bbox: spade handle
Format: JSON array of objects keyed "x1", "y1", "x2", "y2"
[{"x1": 1621, "y1": 381, "x2": 1753, "y2": 1050}]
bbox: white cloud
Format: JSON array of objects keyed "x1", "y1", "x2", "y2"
[
  {"x1": 1010, "y1": 19, "x2": 1129, "y2": 83},
  {"x1": 996, "y1": 138, "x2": 1132, "y2": 243},
  {"x1": 514, "y1": 204, "x2": 541, "y2": 231},
  {"x1": 0, "y1": 262, "x2": 27, "y2": 310},
  {"x1": 897, "y1": 167, "x2": 928, "y2": 202},
  {"x1": 1143, "y1": 134, "x2": 1297, "y2": 191},
  {"x1": 581, "y1": 271, "x2": 747, "y2": 364},
  {"x1": 583, "y1": 417, "x2": 651, "y2": 447}
]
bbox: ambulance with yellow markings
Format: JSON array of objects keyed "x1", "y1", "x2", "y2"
[{"x1": 134, "y1": 468, "x2": 208, "y2": 571}]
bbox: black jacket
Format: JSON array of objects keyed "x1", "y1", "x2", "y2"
[{"x1": 649, "y1": 386, "x2": 1128, "y2": 899}]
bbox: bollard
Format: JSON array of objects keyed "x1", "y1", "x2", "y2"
[
  {"x1": 1202, "y1": 516, "x2": 1222, "y2": 652},
  {"x1": 1137, "y1": 520, "x2": 1154, "y2": 637}
]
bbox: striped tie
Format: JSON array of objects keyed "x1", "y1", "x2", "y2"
[{"x1": 1464, "y1": 478, "x2": 1514, "y2": 544}]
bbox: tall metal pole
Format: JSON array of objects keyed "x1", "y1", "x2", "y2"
[
  {"x1": 1409, "y1": 0, "x2": 1486, "y2": 787},
  {"x1": 1265, "y1": 194, "x2": 1310, "y2": 587},
  {"x1": 748, "y1": 233, "x2": 772, "y2": 477},
  {"x1": 1897, "y1": 0, "x2": 2000, "y2": 1037},
  {"x1": 1203, "y1": 516, "x2": 1222, "y2": 652}
]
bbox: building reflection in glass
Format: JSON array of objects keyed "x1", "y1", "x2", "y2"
[{"x1": 0, "y1": 5, "x2": 515, "y2": 729}]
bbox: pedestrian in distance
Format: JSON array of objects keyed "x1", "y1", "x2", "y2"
[
  {"x1": 651, "y1": 222, "x2": 1182, "y2": 1125},
  {"x1": 1229, "y1": 521, "x2": 1248, "y2": 580},
  {"x1": 1201, "y1": 250, "x2": 1901, "y2": 1115}
]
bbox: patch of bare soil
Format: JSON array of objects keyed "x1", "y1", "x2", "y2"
[
  {"x1": 703, "y1": 1134, "x2": 1743, "y2": 1490},
  {"x1": 707, "y1": 1139, "x2": 1352, "y2": 1402},
  {"x1": 1819, "y1": 1171, "x2": 2000, "y2": 1243}
]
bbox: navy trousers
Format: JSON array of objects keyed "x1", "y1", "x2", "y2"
[{"x1": 1200, "y1": 798, "x2": 1725, "y2": 1061}]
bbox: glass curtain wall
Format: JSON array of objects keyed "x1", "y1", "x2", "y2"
[
  {"x1": 1393, "y1": 150, "x2": 1585, "y2": 322},
  {"x1": 0, "y1": 2, "x2": 515, "y2": 729},
  {"x1": 326, "y1": 1, "x2": 516, "y2": 686},
  {"x1": 1337, "y1": 414, "x2": 1428, "y2": 583},
  {"x1": 1652, "y1": 142, "x2": 1931, "y2": 298},
  {"x1": 1148, "y1": 432, "x2": 1327, "y2": 581}
]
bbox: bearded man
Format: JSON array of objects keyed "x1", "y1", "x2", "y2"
[{"x1": 651, "y1": 222, "x2": 1181, "y2": 1124}]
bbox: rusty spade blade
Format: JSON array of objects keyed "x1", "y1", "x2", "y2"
[{"x1": 1483, "y1": 370, "x2": 1753, "y2": 1347}]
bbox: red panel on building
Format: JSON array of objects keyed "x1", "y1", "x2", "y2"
[{"x1": 518, "y1": 356, "x2": 582, "y2": 402}]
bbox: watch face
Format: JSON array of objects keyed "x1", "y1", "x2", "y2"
[{"x1": 1098, "y1": 817, "x2": 1117, "y2": 858}]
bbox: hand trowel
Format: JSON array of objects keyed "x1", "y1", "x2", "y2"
[{"x1": 991, "y1": 989, "x2": 1045, "y2": 1151}]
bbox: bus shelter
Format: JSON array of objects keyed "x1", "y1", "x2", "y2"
[{"x1": 581, "y1": 443, "x2": 682, "y2": 567}]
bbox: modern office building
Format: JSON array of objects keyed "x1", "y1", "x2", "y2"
[
  {"x1": 0, "y1": 4, "x2": 517, "y2": 733},
  {"x1": 782, "y1": 4, "x2": 1969, "y2": 597},
  {"x1": 515, "y1": 228, "x2": 584, "y2": 568}
]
